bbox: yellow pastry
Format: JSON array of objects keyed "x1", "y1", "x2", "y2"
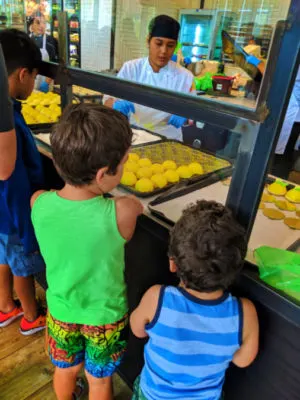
[
  {"x1": 151, "y1": 174, "x2": 168, "y2": 189},
  {"x1": 177, "y1": 166, "x2": 193, "y2": 179},
  {"x1": 162, "y1": 160, "x2": 177, "y2": 171},
  {"x1": 284, "y1": 218, "x2": 300, "y2": 230},
  {"x1": 135, "y1": 178, "x2": 154, "y2": 193},
  {"x1": 268, "y1": 181, "x2": 287, "y2": 196},
  {"x1": 136, "y1": 167, "x2": 152, "y2": 179},
  {"x1": 120, "y1": 171, "x2": 137, "y2": 187},
  {"x1": 285, "y1": 187, "x2": 300, "y2": 203},
  {"x1": 164, "y1": 170, "x2": 180, "y2": 183},
  {"x1": 188, "y1": 162, "x2": 204, "y2": 175},
  {"x1": 263, "y1": 208, "x2": 285, "y2": 220}
]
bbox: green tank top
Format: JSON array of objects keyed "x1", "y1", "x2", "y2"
[{"x1": 32, "y1": 192, "x2": 127, "y2": 326}]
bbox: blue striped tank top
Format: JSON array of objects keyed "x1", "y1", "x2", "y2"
[{"x1": 140, "y1": 286, "x2": 243, "y2": 400}]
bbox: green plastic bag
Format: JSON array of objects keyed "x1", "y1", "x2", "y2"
[
  {"x1": 255, "y1": 246, "x2": 300, "y2": 300},
  {"x1": 194, "y1": 72, "x2": 213, "y2": 91}
]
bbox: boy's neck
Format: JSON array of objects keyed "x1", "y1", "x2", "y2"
[
  {"x1": 57, "y1": 184, "x2": 100, "y2": 201},
  {"x1": 179, "y1": 283, "x2": 224, "y2": 301}
]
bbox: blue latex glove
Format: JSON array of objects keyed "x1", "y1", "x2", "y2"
[
  {"x1": 113, "y1": 100, "x2": 135, "y2": 118},
  {"x1": 245, "y1": 54, "x2": 261, "y2": 67},
  {"x1": 168, "y1": 115, "x2": 187, "y2": 129},
  {"x1": 39, "y1": 81, "x2": 49, "y2": 93},
  {"x1": 184, "y1": 57, "x2": 192, "y2": 66},
  {"x1": 171, "y1": 54, "x2": 178, "y2": 62}
]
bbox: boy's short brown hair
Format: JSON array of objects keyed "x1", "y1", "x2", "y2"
[{"x1": 51, "y1": 104, "x2": 133, "y2": 186}]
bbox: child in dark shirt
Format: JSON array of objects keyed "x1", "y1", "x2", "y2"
[{"x1": 0, "y1": 29, "x2": 46, "y2": 335}]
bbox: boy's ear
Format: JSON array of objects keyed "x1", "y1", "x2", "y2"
[
  {"x1": 18, "y1": 68, "x2": 30, "y2": 83},
  {"x1": 169, "y1": 258, "x2": 177, "y2": 273},
  {"x1": 95, "y1": 166, "x2": 109, "y2": 185}
]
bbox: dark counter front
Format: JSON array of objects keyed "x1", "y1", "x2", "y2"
[{"x1": 36, "y1": 153, "x2": 300, "y2": 400}]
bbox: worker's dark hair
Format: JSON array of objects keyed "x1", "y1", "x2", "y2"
[
  {"x1": 51, "y1": 104, "x2": 133, "y2": 186},
  {"x1": 0, "y1": 29, "x2": 41, "y2": 75},
  {"x1": 148, "y1": 15, "x2": 180, "y2": 41},
  {"x1": 169, "y1": 200, "x2": 247, "y2": 292}
]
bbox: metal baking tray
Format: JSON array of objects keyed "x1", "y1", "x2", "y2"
[{"x1": 119, "y1": 140, "x2": 232, "y2": 198}]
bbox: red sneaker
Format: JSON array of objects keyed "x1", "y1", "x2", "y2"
[
  {"x1": 0, "y1": 300, "x2": 24, "y2": 328},
  {"x1": 20, "y1": 308, "x2": 46, "y2": 336}
]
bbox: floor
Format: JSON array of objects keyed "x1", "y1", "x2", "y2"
[{"x1": 0, "y1": 285, "x2": 132, "y2": 400}]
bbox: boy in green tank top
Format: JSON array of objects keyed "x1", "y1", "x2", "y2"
[{"x1": 31, "y1": 104, "x2": 143, "y2": 400}]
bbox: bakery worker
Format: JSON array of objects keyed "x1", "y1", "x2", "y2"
[
  {"x1": 246, "y1": 52, "x2": 300, "y2": 154},
  {"x1": 29, "y1": 14, "x2": 58, "y2": 92},
  {"x1": 104, "y1": 15, "x2": 194, "y2": 141}
]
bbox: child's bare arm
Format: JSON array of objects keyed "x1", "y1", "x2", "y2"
[
  {"x1": 232, "y1": 298, "x2": 259, "y2": 368},
  {"x1": 0, "y1": 44, "x2": 16, "y2": 180},
  {"x1": 130, "y1": 285, "x2": 162, "y2": 338},
  {"x1": 30, "y1": 190, "x2": 46, "y2": 208},
  {"x1": 115, "y1": 195, "x2": 144, "y2": 241}
]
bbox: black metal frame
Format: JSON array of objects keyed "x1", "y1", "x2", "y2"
[{"x1": 39, "y1": 0, "x2": 300, "y2": 238}]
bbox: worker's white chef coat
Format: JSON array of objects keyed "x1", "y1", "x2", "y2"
[
  {"x1": 275, "y1": 67, "x2": 300, "y2": 154},
  {"x1": 105, "y1": 58, "x2": 194, "y2": 141}
]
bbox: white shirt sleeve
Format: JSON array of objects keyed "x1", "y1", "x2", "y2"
[{"x1": 103, "y1": 61, "x2": 134, "y2": 104}]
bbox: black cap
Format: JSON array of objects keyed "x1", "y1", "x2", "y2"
[{"x1": 148, "y1": 15, "x2": 180, "y2": 41}]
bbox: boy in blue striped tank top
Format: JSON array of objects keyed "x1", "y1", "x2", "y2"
[{"x1": 131, "y1": 200, "x2": 259, "y2": 400}]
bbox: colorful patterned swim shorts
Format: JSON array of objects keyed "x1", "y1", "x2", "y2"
[{"x1": 47, "y1": 313, "x2": 128, "y2": 378}]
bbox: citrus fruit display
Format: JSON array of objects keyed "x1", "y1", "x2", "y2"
[
  {"x1": 164, "y1": 170, "x2": 180, "y2": 183},
  {"x1": 151, "y1": 174, "x2": 168, "y2": 189},
  {"x1": 177, "y1": 165, "x2": 193, "y2": 179},
  {"x1": 120, "y1": 171, "x2": 137, "y2": 187},
  {"x1": 136, "y1": 167, "x2": 152, "y2": 179},
  {"x1": 138, "y1": 158, "x2": 152, "y2": 168},
  {"x1": 188, "y1": 162, "x2": 203, "y2": 175},
  {"x1": 135, "y1": 178, "x2": 154, "y2": 193}
]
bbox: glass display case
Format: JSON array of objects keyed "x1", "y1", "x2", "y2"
[
  {"x1": 179, "y1": 9, "x2": 235, "y2": 61},
  {"x1": 35, "y1": 0, "x2": 300, "y2": 398}
]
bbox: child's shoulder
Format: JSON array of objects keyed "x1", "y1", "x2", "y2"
[{"x1": 30, "y1": 190, "x2": 54, "y2": 209}]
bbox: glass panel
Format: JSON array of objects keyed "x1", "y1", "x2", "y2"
[{"x1": 61, "y1": 0, "x2": 291, "y2": 114}]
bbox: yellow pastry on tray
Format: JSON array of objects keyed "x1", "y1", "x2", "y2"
[
  {"x1": 268, "y1": 180, "x2": 287, "y2": 196},
  {"x1": 261, "y1": 193, "x2": 275, "y2": 203},
  {"x1": 164, "y1": 169, "x2": 180, "y2": 183},
  {"x1": 285, "y1": 187, "x2": 300, "y2": 203},
  {"x1": 188, "y1": 162, "x2": 203, "y2": 176},
  {"x1": 177, "y1": 165, "x2": 193, "y2": 179},
  {"x1": 284, "y1": 218, "x2": 300, "y2": 230},
  {"x1": 128, "y1": 153, "x2": 140, "y2": 162},
  {"x1": 138, "y1": 158, "x2": 152, "y2": 168},
  {"x1": 135, "y1": 178, "x2": 154, "y2": 193},
  {"x1": 162, "y1": 160, "x2": 177, "y2": 171},
  {"x1": 275, "y1": 200, "x2": 296, "y2": 212},
  {"x1": 137, "y1": 167, "x2": 153, "y2": 179},
  {"x1": 121, "y1": 171, "x2": 137, "y2": 187},
  {"x1": 259, "y1": 202, "x2": 265, "y2": 210},
  {"x1": 151, "y1": 174, "x2": 168, "y2": 189},
  {"x1": 263, "y1": 208, "x2": 285, "y2": 220}
]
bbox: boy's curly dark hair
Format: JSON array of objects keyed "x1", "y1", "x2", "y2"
[
  {"x1": 169, "y1": 200, "x2": 247, "y2": 292},
  {"x1": 51, "y1": 104, "x2": 133, "y2": 186}
]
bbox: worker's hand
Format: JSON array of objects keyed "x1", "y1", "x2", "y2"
[
  {"x1": 245, "y1": 54, "x2": 261, "y2": 68},
  {"x1": 39, "y1": 81, "x2": 49, "y2": 93},
  {"x1": 168, "y1": 115, "x2": 187, "y2": 129},
  {"x1": 113, "y1": 100, "x2": 135, "y2": 118},
  {"x1": 184, "y1": 57, "x2": 192, "y2": 66}
]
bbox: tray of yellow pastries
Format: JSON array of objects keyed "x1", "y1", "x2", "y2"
[
  {"x1": 258, "y1": 178, "x2": 300, "y2": 230},
  {"x1": 119, "y1": 140, "x2": 232, "y2": 198}
]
